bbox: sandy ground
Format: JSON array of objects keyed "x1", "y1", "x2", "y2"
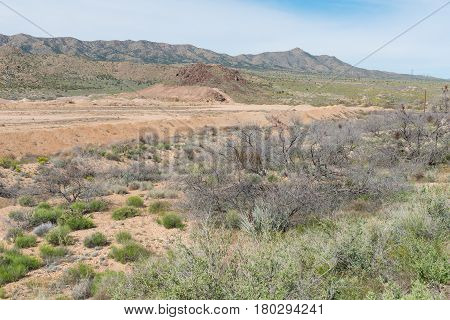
[
  {"x1": 0, "y1": 95, "x2": 376, "y2": 157},
  {"x1": 0, "y1": 187, "x2": 188, "y2": 299}
]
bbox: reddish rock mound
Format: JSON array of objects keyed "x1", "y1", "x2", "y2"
[{"x1": 175, "y1": 63, "x2": 246, "y2": 89}]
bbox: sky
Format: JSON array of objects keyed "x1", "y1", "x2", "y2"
[{"x1": 0, "y1": 0, "x2": 449, "y2": 78}]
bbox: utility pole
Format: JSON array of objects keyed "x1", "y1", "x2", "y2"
[{"x1": 424, "y1": 89, "x2": 427, "y2": 112}]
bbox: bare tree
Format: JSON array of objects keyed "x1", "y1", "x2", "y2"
[{"x1": 36, "y1": 158, "x2": 96, "y2": 203}]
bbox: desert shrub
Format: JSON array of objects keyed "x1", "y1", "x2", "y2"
[
  {"x1": 8, "y1": 210, "x2": 33, "y2": 227},
  {"x1": 32, "y1": 222, "x2": 54, "y2": 236},
  {"x1": 63, "y1": 263, "x2": 96, "y2": 284},
  {"x1": 91, "y1": 270, "x2": 126, "y2": 299},
  {"x1": 120, "y1": 162, "x2": 161, "y2": 183},
  {"x1": 139, "y1": 182, "x2": 153, "y2": 191},
  {"x1": 84, "y1": 232, "x2": 108, "y2": 248},
  {"x1": 241, "y1": 205, "x2": 290, "y2": 234},
  {"x1": 116, "y1": 231, "x2": 133, "y2": 244},
  {"x1": 128, "y1": 182, "x2": 140, "y2": 191},
  {"x1": 112, "y1": 185, "x2": 129, "y2": 195},
  {"x1": 39, "y1": 244, "x2": 68, "y2": 261},
  {"x1": 5, "y1": 227, "x2": 24, "y2": 242},
  {"x1": 147, "y1": 190, "x2": 178, "y2": 199},
  {"x1": 390, "y1": 236, "x2": 449, "y2": 284},
  {"x1": 224, "y1": 210, "x2": 241, "y2": 229},
  {"x1": 18, "y1": 195, "x2": 36, "y2": 207},
  {"x1": 109, "y1": 242, "x2": 151, "y2": 263},
  {"x1": 45, "y1": 225, "x2": 74, "y2": 246},
  {"x1": 0, "y1": 157, "x2": 20, "y2": 171},
  {"x1": 148, "y1": 201, "x2": 171, "y2": 214},
  {"x1": 14, "y1": 234, "x2": 37, "y2": 248},
  {"x1": 112, "y1": 207, "x2": 139, "y2": 220},
  {"x1": 126, "y1": 195, "x2": 144, "y2": 208},
  {"x1": 59, "y1": 214, "x2": 95, "y2": 231},
  {"x1": 36, "y1": 202, "x2": 52, "y2": 209},
  {"x1": 70, "y1": 199, "x2": 108, "y2": 214},
  {"x1": 31, "y1": 206, "x2": 64, "y2": 226},
  {"x1": 157, "y1": 212, "x2": 184, "y2": 229},
  {"x1": 35, "y1": 158, "x2": 96, "y2": 203},
  {"x1": 72, "y1": 278, "x2": 93, "y2": 300},
  {"x1": 86, "y1": 199, "x2": 108, "y2": 212},
  {"x1": 0, "y1": 249, "x2": 41, "y2": 285},
  {"x1": 36, "y1": 156, "x2": 49, "y2": 165}
]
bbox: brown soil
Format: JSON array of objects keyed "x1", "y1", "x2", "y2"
[
  {"x1": 0, "y1": 94, "x2": 377, "y2": 157},
  {"x1": 0, "y1": 188, "x2": 189, "y2": 299},
  {"x1": 123, "y1": 84, "x2": 233, "y2": 103},
  {"x1": 175, "y1": 63, "x2": 245, "y2": 87}
]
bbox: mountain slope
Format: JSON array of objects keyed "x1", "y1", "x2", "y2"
[{"x1": 0, "y1": 33, "x2": 408, "y2": 78}]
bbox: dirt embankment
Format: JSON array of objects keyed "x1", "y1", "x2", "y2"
[
  {"x1": 123, "y1": 84, "x2": 232, "y2": 103},
  {"x1": 0, "y1": 94, "x2": 377, "y2": 157}
]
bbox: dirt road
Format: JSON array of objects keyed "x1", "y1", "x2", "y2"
[{"x1": 0, "y1": 96, "x2": 375, "y2": 157}]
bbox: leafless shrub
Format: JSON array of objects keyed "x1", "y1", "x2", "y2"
[
  {"x1": 71, "y1": 278, "x2": 93, "y2": 300},
  {"x1": 35, "y1": 158, "x2": 96, "y2": 203}
]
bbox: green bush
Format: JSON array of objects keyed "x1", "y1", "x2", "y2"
[
  {"x1": 147, "y1": 190, "x2": 178, "y2": 199},
  {"x1": 91, "y1": 270, "x2": 126, "y2": 299},
  {"x1": 224, "y1": 210, "x2": 241, "y2": 229},
  {"x1": 109, "y1": 242, "x2": 151, "y2": 263},
  {"x1": 39, "y1": 244, "x2": 68, "y2": 261},
  {"x1": 8, "y1": 210, "x2": 31, "y2": 224},
  {"x1": 45, "y1": 225, "x2": 74, "y2": 246},
  {"x1": 63, "y1": 263, "x2": 96, "y2": 284},
  {"x1": 116, "y1": 231, "x2": 133, "y2": 244},
  {"x1": 36, "y1": 202, "x2": 52, "y2": 210},
  {"x1": 112, "y1": 207, "x2": 140, "y2": 220},
  {"x1": 126, "y1": 196, "x2": 144, "y2": 208},
  {"x1": 157, "y1": 212, "x2": 184, "y2": 229},
  {"x1": 5, "y1": 227, "x2": 24, "y2": 242},
  {"x1": 70, "y1": 199, "x2": 108, "y2": 214},
  {"x1": 0, "y1": 157, "x2": 20, "y2": 171},
  {"x1": 148, "y1": 201, "x2": 171, "y2": 214},
  {"x1": 31, "y1": 207, "x2": 64, "y2": 226},
  {"x1": 15, "y1": 234, "x2": 37, "y2": 248},
  {"x1": 36, "y1": 156, "x2": 49, "y2": 165},
  {"x1": 87, "y1": 199, "x2": 108, "y2": 213},
  {"x1": 0, "y1": 287, "x2": 5, "y2": 299},
  {"x1": 18, "y1": 195, "x2": 36, "y2": 207},
  {"x1": 84, "y1": 232, "x2": 108, "y2": 248},
  {"x1": 61, "y1": 214, "x2": 95, "y2": 231},
  {"x1": 0, "y1": 249, "x2": 41, "y2": 285}
]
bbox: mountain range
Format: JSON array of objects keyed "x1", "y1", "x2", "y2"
[{"x1": 0, "y1": 33, "x2": 422, "y2": 79}]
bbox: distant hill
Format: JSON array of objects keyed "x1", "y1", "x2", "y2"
[{"x1": 0, "y1": 33, "x2": 427, "y2": 79}]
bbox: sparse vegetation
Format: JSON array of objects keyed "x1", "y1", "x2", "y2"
[
  {"x1": 112, "y1": 207, "x2": 140, "y2": 220},
  {"x1": 148, "y1": 201, "x2": 171, "y2": 214},
  {"x1": 60, "y1": 214, "x2": 95, "y2": 231},
  {"x1": 0, "y1": 248, "x2": 41, "y2": 285},
  {"x1": 63, "y1": 263, "x2": 96, "y2": 285},
  {"x1": 109, "y1": 242, "x2": 151, "y2": 263},
  {"x1": 126, "y1": 196, "x2": 144, "y2": 208},
  {"x1": 115, "y1": 231, "x2": 133, "y2": 244},
  {"x1": 14, "y1": 234, "x2": 37, "y2": 248},
  {"x1": 45, "y1": 225, "x2": 74, "y2": 246},
  {"x1": 157, "y1": 212, "x2": 184, "y2": 229},
  {"x1": 31, "y1": 206, "x2": 64, "y2": 226},
  {"x1": 84, "y1": 232, "x2": 108, "y2": 248},
  {"x1": 39, "y1": 244, "x2": 68, "y2": 262},
  {"x1": 18, "y1": 195, "x2": 36, "y2": 207}
]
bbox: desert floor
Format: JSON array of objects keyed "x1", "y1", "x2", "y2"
[{"x1": 0, "y1": 95, "x2": 376, "y2": 157}]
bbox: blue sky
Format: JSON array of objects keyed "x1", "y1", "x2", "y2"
[{"x1": 1, "y1": 0, "x2": 449, "y2": 78}]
